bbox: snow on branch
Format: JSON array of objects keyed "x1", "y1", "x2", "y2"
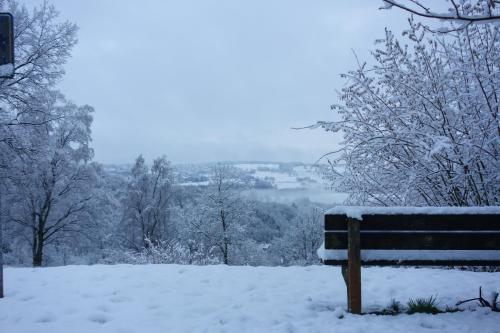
[{"x1": 381, "y1": 0, "x2": 500, "y2": 23}]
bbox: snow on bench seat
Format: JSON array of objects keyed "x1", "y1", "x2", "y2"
[{"x1": 325, "y1": 206, "x2": 500, "y2": 221}]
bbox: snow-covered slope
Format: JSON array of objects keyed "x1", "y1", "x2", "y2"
[{"x1": 1, "y1": 265, "x2": 499, "y2": 332}]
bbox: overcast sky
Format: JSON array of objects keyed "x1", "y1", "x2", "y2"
[{"x1": 45, "y1": 0, "x2": 408, "y2": 164}]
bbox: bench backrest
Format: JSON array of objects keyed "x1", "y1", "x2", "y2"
[{"x1": 322, "y1": 212, "x2": 500, "y2": 266}]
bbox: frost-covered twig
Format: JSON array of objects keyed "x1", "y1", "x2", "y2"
[{"x1": 381, "y1": 0, "x2": 500, "y2": 24}]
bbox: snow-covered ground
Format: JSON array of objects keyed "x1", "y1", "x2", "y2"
[{"x1": 1, "y1": 265, "x2": 499, "y2": 333}]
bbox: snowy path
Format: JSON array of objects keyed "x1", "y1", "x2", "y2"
[{"x1": 0, "y1": 265, "x2": 499, "y2": 333}]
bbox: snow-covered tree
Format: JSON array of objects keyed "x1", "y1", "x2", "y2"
[
  {"x1": 8, "y1": 100, "x2": 94, "y2": 266},
  {"x1": 0, "y1": 0, "x2": 77, "y2": 153},
  {"x1": 318, "y1": 12, "x2": 499, "y2": 206},
  {"x1": 271, "y1": 205, "x2": 323, "y2": 265},
  {"x1": 189, "y1": 164, "x2": 252, "y2": 265},
  {"x1": 0, "y1": 0, "x2": 79, "y2": 275},
  {"x1": 120, "y1": 155, "x2": 176, "y2": 250},
  {"x1": 0, "y1": 0, "x2": 79, "y2": 182}
]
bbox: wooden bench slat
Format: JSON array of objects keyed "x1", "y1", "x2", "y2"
[
  {"x1": 325, "y1": 214, "x2": 500, "y2": 231},
  {"x1": 325, "y1": 232, "x2": 500, "y2": 250}
]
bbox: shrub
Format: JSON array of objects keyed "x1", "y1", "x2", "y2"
[
  {"x1": 377, "y1": 299, "x2": 403, "y2": 315},
  {"x1": 407, "y1": 296, "x2": 441, "y2": 315},
  {"x1": 387, "y1": 299, "x2": 402, "y2": 314}
]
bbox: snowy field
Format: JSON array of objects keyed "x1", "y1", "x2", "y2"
[
  {"x1": 1, "y1": 265, "x2": 499, "y2": 333},
  {"x1": 234, "y1": 163, "x2": 324, "y2": 190},
  {"x1": 233, "y1": 162, "x2": 348, "y2": 204}
]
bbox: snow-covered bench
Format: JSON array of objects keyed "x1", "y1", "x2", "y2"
[{"x1": 318, "y1": 206, "x2": 500, "y2": 314}]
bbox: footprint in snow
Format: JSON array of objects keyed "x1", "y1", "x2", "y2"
[
  {"x1": 308, "y1": 301, "x2": 339, "y2": 312},
  {"x1": 35, "y1": 313, "x2": 56, "y2": 323},
  {"x1": 97, "y1": 304, "x2": 111, "y2": 313},
  {"x1": 64, "y1": 308, "x2": 78, "y2": 315},
  {"x1": 88, "y1": 313, "x2": 112, "y2": 324},
  {"x1": 110, "y1": 296, "x2": 131, "y2": 303}
]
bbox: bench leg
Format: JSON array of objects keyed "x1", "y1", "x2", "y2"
[{"x1": 347, "y1": 218, "x2": 362, "y2": 314}]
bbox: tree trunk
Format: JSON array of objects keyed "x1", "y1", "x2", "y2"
[
  {"x1": 32, "y1": 227, "x2": 44, "y2": 267},
  {"x1": 33, "y1": 246, "x2": 43, "y2": 267},
  {"x1": 223, "y1": 241, "x2": 228, "y2": 265},
  {"x1": 220, "y1": 209, "x2": 229, "y2": 265}
]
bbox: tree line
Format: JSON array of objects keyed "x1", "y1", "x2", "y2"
[{"x1": 3, "y1": 153, "x2": 326, "y2": 267}]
